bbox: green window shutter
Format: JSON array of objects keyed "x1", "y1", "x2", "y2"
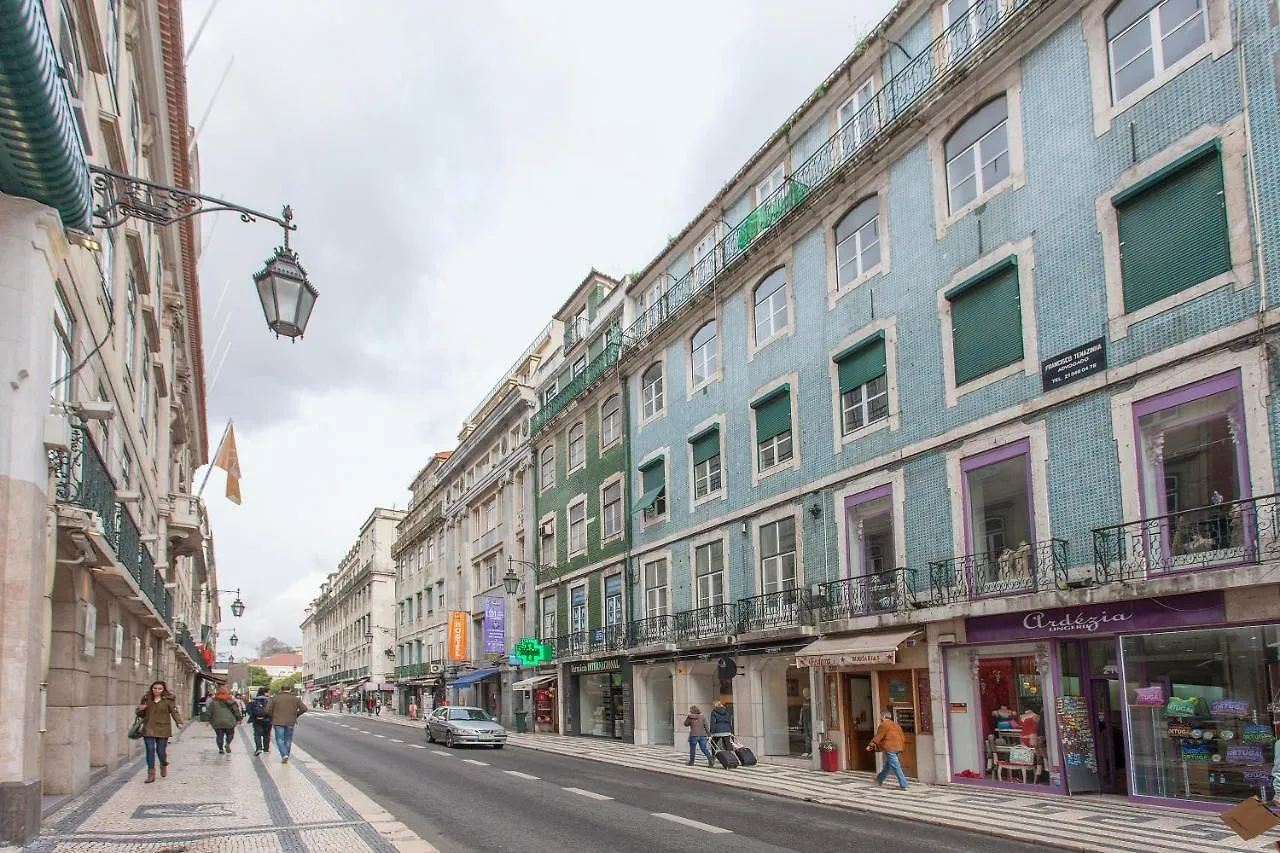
[
  {"x1": 690, "y1": 427, "x2": 720, "y2": 465},
  {"x1": 556, "y1": 587, "x2": 568, "y2": 636},
  {"x1": 834, "y1": 333, "x2": 887, "y2": 393},
  {"x1": 588, "y1": 577, "x2": 602, "y2": 629},
  {"x1": 1116, "y1": 145, "x2": 1231, "y2": 314},
  {"x1": 752, "y1": 386, "x2": 792, "y2": 442},
  {"x1": 641, "y1": 458, "x2": 665, "y2": 493},
  {"x1": 950, "y1": 262, "x2": 1023, "y2": 386}
]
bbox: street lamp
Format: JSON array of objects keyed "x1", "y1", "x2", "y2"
[
  {"x1": 210, "y1": 588, "x2": 246, "y2": 618},
  {"x1": 229, "y1": 632, "x2": 239, "y2": 647},
  {"x1": 87, "y1": 165, "x2": 317, "y2": 339},
  {"x1": 502, "y1": 565, "x2": 521, "y2": 596}
]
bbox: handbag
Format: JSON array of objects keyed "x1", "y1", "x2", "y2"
[{"x1": 127, "y1": 714, "x2": 145, "y2": 740}]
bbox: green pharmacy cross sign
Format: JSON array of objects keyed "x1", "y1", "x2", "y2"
[{"x1": 509, "y1": 637, "x2": 554, "y2": 667}]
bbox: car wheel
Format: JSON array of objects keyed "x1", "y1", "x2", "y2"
[
  {"x1": 426, "y1": 727, "x2": 435, "y2": 743},
  {"x1": 444, "y1": 730, "x2": 455, "y2": 748}
]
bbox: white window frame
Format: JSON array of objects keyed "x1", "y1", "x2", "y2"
[
  {"x1": 751, "y1": 267, "x2": 792, "y2": 351},
  {"x1": 52, "y1": 284, "x2": 74, "y2": 403},
  {"x1": 834, "y1": 197, "x2": 882, "y2": 289},
  {"x1": 754, "y1": 506, "x2": 802, "y2": 595},
  {"x1": 837, "y1": 75, "x2": 879, "y2": 159},
  {"x1": 1108, "y1": 0, "x2": 1210, "y2": 104},
  {"x1": 693, "y1": 227, "x2": 719, "y2": 285},
  {"x1": 829, "y1": 319, "x2": 900, "y2": 453},
  {"x1": 750, "y1": 376, "x2": 799, "y2": 485},
  {"x1": 539, "y1": 512, "x2": 556, "y2": 569},
  {"x1": 640, "y1": 361, "x2": 665, "y2": 422},
  {"x1": 599, "y1": 394, "x2": 622, "y2": 451},
  {"x1": 692, "y1": 537, "x2": 726, "y2": 610},
  {"x1": 540, "y1": 593, "x2": 557, "y2": 640},
  {"x1": 945, "y1": 104, "x2": 1009, "y2": 215},
  {"x1": 640, "y1": 453, "x2": 669, "y2": 527},
  {"x1": 643, "y1": 557, "x2": 669, "y2": 618},
  {"x1": 567, "y1": 497, "x2": 587, "y2": 556},
  {"x1": 689, "y1": 319, "x2": 719, "y2": 391},
  {"x1": 539, "y1": 445, "x2": 555, "y2": 491},
  {"x1": 755, "y1": 163, "x2": 786, "y2": 205},
  {"x1": 572, "y1": 355, "x2": 586, "y2": 377},
  {"x1": 604, "y1": 572, "x2": 624, "y2": 628},
  {"x1": 600, "y1": 475, "x2": 624, "y2": 543},
  {"x1": 542, "y1": 380, "x2": 558, "y2": 407},
  {"x1": 568, "y1": 422, "x2": 586, "y2": 472},
  {"x1": 124, "y1": 272, "x2": 138, "y2": 388},
  {"x1": 569, "y1": 584, "x2": 587, "y2": 635}
]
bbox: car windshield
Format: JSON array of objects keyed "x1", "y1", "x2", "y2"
[{"x1": 448, "y1": 708, "x2": 493, "y2": 722}]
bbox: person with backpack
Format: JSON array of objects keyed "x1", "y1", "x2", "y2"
[
  {"x1": 203, "y1": 686, "x2": 244, "y2": 754},
  {"x1": 248, "y1": 687, "x2": 273, "y2": 756}
]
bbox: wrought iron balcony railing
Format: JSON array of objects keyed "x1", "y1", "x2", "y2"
[
  {"x1": 925, "y1": 539, "x2": 1069, "y2": 604},
  {"x1": 530, "y1": 333, "x2": 622, "y2": 436},
  {"x1": 177, "y1": 624, "x2": 208, "y2": 671},
  {"x1": 734, "y1": 587, "x2": 810, "y2": 633},
  {"x1": 817, "y1": 569, "x2": 914, "y2": 621},
  {"x1": 619, "y1": 0, "x2": 1036, "y2": 358},
  {"x1": 628, "y1": 614, "x2": 674, "y2": 647},
  {"x1": 552, "y1": 624, "x2": 630, "y2": 658},
  {"x1": 1093, "y1": 494, "x2": 1280, "y2": 583},
  {"x1": 673, "y1": 603, "x2": 735, "y2": 642}
]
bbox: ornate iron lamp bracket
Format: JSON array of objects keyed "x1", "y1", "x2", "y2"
[{"x1": 88, "y1": 164, "x2": 295, "y2": 234}]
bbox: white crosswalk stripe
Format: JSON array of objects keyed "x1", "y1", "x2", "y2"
[
  {"x1": 504, "y1": 771, "x2": 540, "y2": 780},
  {"x1": 432, "y1": 750, "x2": 450, "y2": 756},
  {"x1": 651, "y1": 813, "x2": 731, "y2": 834},
  {"x1": 563, "y1": 787, "x2": 612, "y2": 801},
  {"x1": 462, "y1": 759, "x2": 489, "y2": 766}
]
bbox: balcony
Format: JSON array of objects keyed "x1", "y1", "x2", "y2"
[
  {"x1": 1093, "y1": 495, "x2": 1280, "y2": 583},
  {"x1": 628, "y1": 615, "x2": 674, "y2": 647},
  {"x1": 530, "y1": 335, "x2": 621, "y2": 436},
  {"x1": 817, "y1": 569, "x2": 913, "y2": 621},
  {"x1": 673, "y1": 604, "x2": 734, "y2": 642},
  {"x1": 925, "y1": 539, "x2": 1069, "y2": 604},
  {"x1": 51, "y1": 427, "x2": 171, "y2": 630},
  {"x1": 619, "y1": 0, "x2": 1040, "y2": 358},
  {"x1": 734, "y1": 588, "x2": 810, "y2": 634},
  {"x1": 168, "y1": 493, "x2": 206, "y2": 557},
  {"x1": 473, "y1": 523, "x2": 503, "y2": 555}
]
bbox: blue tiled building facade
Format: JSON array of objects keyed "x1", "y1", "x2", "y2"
[{"x1": 521, "y1": 0, "x2": 1280, "y2": 805}]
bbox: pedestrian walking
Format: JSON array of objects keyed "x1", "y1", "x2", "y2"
[
  {"x1": 248, "y1": 687, "x2": 273, "y2": 756},
  {"x1": 136, "y1": 681, "x2": 183, "y2": 783},
  {"x1": 869, "y1": 710, "x2": 909, "y2": 790},
  {"x1": 709, "y1": 700, "x2": 734, "y2": 754},
  {"x1": 266, "y1": 685, "x2": 308, "y2": 763},
  {"x1": 374, "y1": 696, "x2": 382, "y2": 716},
  {"x1": 204, "y1": 686, "x2": 243, "y2": 753},
  {"x1": 683, "y1": 705, "x2": 714, "y2": 768},
  {"x1": 408, "y1": 700, "x2": 417, "y2": 721}
]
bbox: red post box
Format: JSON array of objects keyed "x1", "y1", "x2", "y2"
[{"x1": 819, "y1": 745, "x2": 840, "y2": 772}]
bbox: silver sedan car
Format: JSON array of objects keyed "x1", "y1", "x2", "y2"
[{"x1": 425, "y1": 706, "x2": 508, "y2": 748}]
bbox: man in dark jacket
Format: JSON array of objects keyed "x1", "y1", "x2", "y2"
[
  {"x1": 248, "y1": 687, "x2": 273, "y2": 756},
  {"x1": 265, "y1": 686, "x2": 307, "y2": 763}
]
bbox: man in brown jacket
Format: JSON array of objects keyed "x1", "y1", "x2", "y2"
[
  {"x1": 868, "y1": 710, "x2": 909, "y2": 789},
  {"x1": 265, "y1": 686, "x2": 307, "y2": 763}
]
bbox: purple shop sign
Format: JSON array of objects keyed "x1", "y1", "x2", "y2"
[
  {"x1": 483, "y1": 597, "x2": 505, "y2": 654},
  {"x1": 964, "y1": 591, "x2": 1224, "y2": 643}
]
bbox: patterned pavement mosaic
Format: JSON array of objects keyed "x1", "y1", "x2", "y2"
[{"x1": 26, "y1": 721, "x2": 435, "y2": 853}]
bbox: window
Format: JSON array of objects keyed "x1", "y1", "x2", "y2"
[
  {"x1": 139, "y1": 335, "x2": 150, "y2": 441},
  {"x1": 540, "y1": 446, "x2": 555, "y2": 490},
  {"x1": 481, "y1": 555, "x2": 496, "y2": 588},
  {"x1": 637, "y1": 458, "x2": 667, "y2": 522},
  {"x1": 756, "y1": 163, "x2": 785, "y2": 204},
  {"x1": 641, "y1": 362, "x2": 664, "y2": 419},
  {"x1": 427, "y1": 538, "x2": 436, "y2": 563},
  {"x1": 694, "y1": 540, "x2": 725, "y2": 608},
  {"x1": 1135, "y1": 373, "x2": 1248, "y2": 571},
  {"x1": 837, "y1": 76, "x2": 879, "y2": 158},
  {"x1": 1107, "y1": 0, "x2": 1208, "y2": 103},
  {"x1": 945, "y1": 96, "x2": 1009, "y2": 212},
  {"x1": 753, "y1": 386, "x2": 793, "y2": 472},
  {"x1": 835, "y1": 197, "x2": 881, "y2": 286},
  {"x1": 845, "y1": 489, "x2": 899, "y2": 610},
  {"x1": 1114, "y1": 142, "x2": 1230, "y2": 314},
  {"x1": 604, "y1": 575, "x2": 623, "y2": 628},
  {"x1": 121, "y1": 444, "x2": 133, "y2": 490},
  {"x1": 52, "y1": 285, "x2": 74, "y2": 403},
  {"x1": 602, "y1": 481, "x2": 623, "y2": 540},
  {"x1": 106, "y1": 0, "x2": 120, "y2": 92},
  {"x1": 542, "y1": 380, "x2": 558, "y2": 407},
  {"x1": 129, "y1": 78, "x2": 142, "y2": 171},
  {"x1": 124, "y1": 273, "x2": 138, "y2": 385},
  {"x1": 540, "y1": 518, "x2": 555, "y2": 565},
  {"x1": 600, "y1": 394, "x2": 621, "y2": 448},
  {"x1": 693, "y1": 229, "x2": 718, "y2": 285},
  {"x1": 540, "y1": 593, "x2": 557, "y2": 639},
  {"x1": 572, "y1": 356, "x2": 586, "y2": 377},
  {"x1": 101, "y1": 231, "x2": 116, "y2": 313},
  {"x1": 753, "y1": 269, "x2": 789, "y2": 344},
  {"x1": 569, "y1": 586, "x2": 587, "y2": 634},
  {"x1": 947, "y1": 258, "x2": 1023, "y2": 386},
  {"x1": 568, "y1": 422, "x2": 585, "y2": 470},
  {"x1": 944, "y1": 0, "x2": 1001, "y2": 63},
  {"x1": 690, "y1": 321, "x2": 718, "y2": 387},
  {"x1": 962, "y1": 441, "x2": 1035, "y2": 595},
  {"x1": 835, "y1": 333, "x2": 889, "y2": 434},
  {"x1": 644, "y1": 559, "x2": 669, "y2": 617},
  {"x1": 759, "y1": 517, "x2": 797, "y2": 593},
  {"x1": 691, "y1": 427, "x2": 723, "y2": 500},
  {"x1": 568, "y1": 499, "x2": 586, "y2": 555}
]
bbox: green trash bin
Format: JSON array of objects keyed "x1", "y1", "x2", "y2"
[{"x1": 514, "y1": 711, "x2": 529, "y2": 734}]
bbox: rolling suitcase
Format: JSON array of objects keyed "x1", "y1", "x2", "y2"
[
  {"x1": 715, "y1": 747, "x2": 740, "y2": 769},
  {"x1": 733, "y1": 744, "x2": 757, "y2": 767}
]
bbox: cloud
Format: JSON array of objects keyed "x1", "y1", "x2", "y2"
[{"x1": 185, "y1": 0, "x2": 893, "y2": 649}]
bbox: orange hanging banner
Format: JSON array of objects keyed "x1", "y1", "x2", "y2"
[{"x1": 448, "y1": 611, "x2": 469, "y2": 661}]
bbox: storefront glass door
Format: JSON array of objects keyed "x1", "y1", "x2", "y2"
[
  {"x1": 844, "y1": 674, "x2": 876, "y2": 771},
  {"x1": 879, "y1": 671, "x2": 918, "y2": 778}
]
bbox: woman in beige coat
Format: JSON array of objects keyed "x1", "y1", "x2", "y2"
[{"x1": 136, "y1": 680, "x2": 183, "y2": 783}]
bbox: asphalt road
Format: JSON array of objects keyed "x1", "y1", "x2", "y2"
[{"x1": 295, "y1": 713, "x2": 1043, "y2": 853}]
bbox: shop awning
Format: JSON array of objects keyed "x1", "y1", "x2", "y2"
[
  {"x1": 511, "y1": 674, "x2": 555, "y2": 692},
  {"x1": 449, "y1": 666, "x2": 501, "y2": 689},
  {"x1": 794, "y1": 629, "x2": 920, "y2": 668}
]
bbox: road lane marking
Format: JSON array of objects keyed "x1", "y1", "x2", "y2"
[
  {"x1": 391, "y1": 739, "x2": 403, "y2": 743},
  {"x1": 462, "y1": 759, "x2": 489, "y2": 766},
  {"x1": 358, "y1": 730, "x2": 371, "y2": 734},
  {"x1": 374, "y1": 734, "x2": 386, "y2": 738},
  {"x1": 563, "y1": 787, "x2": 612, "y2": 801},
  {"x1": 651, "y1": 813, "x2": 731, "y2": 834},
  {"x1": 432, "y1": 750, "x2": 451, "y2": 756},
  {"x1": 504, "y1": 771, "x2": 539, "y2": 780},
  {"x1": 409, "y1": 744, "x2": 427, "y2": 749}
]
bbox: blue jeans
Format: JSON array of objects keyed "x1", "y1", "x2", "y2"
[
  {"x1": 877, "y1": 750, "x2": 909, "y2": 788},
  {"x1": 274, "y1": 724, "x2": 295, "y2": 757},
  {"x1": 143, "y1": 736, "x2": 168, "y2": 770},
  {"x1": 688, "y1": 736, "x2": 712, "y2": 763}
]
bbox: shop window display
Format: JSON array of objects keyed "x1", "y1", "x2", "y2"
[
  {"x1": 946, "y1": 644, "x2": 1058, "y2": 786},
  {"x1": 1122, "y1": 625, "x2": 1279, "y2": 803}
]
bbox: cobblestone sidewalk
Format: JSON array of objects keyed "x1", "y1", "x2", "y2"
[{"x1": 26, "y1": 720, "x2": 435, "y2": 853}]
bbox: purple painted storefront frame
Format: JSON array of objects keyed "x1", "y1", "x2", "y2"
[
  {"x1": 843, "y1": 483, "x2": 894, "y2": 580},
  {"x1": 944, "y1": 592, "x2": 1228, "y2": 800},
  {"x1": 1130, "y1": 370, "x2": 1253, "y2": 577},
  {"x1": 959, "y1": 438, "x2": 1039, "y2": 597}
]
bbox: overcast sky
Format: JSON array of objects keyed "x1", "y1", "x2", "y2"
[{"x1": 184, "y1": 0, "x2": 894, "y2": 656}]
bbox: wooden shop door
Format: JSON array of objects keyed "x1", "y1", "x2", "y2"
[{"x1": 878, "y1": 670, "x2": 917, "y2": 778}]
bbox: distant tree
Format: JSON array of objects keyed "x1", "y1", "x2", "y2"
[
  {"x1": 247, "y1": 666, "x2": 270, "y2": 688},
  {"x1": 257, "y1": 636, "x2": 293, "y2": 657},
  {"x1": 271, "y1": 672, "x2": 303, "y2": 694}
]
